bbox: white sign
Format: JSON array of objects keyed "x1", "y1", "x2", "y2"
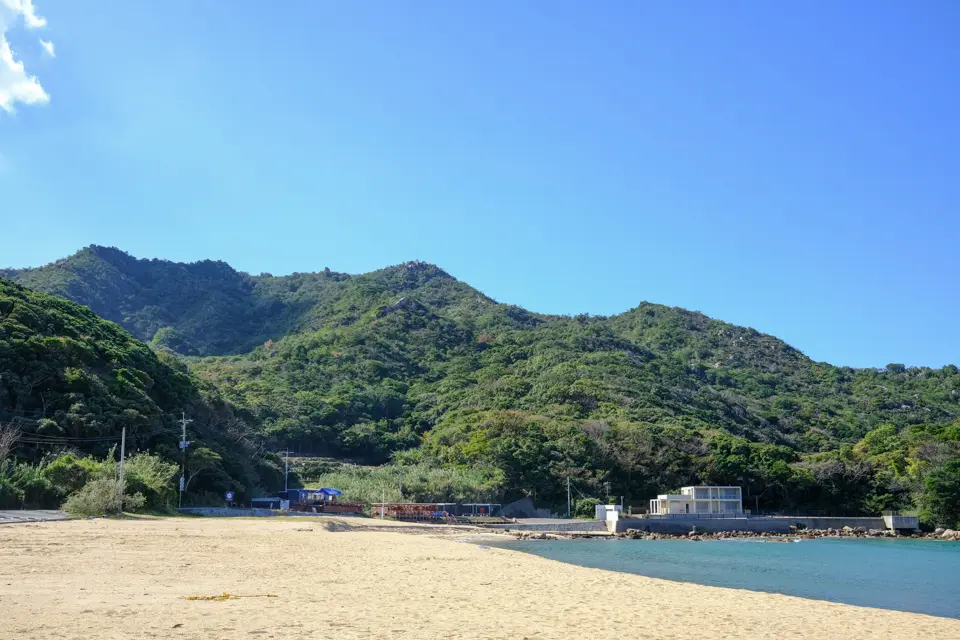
[{"x1": 225, "y1": 491, "x2": 235, "y2": 502}]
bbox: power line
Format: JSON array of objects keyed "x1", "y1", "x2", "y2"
[{"x1": 13, "y1": 425, "x2": 181, "y2": 444}]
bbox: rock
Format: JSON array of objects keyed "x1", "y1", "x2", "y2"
[
  {"x1": 942, "y1": 529, "x2": 958, "y2": 540},
  {"x1": 854, "y1": 526, "x2": 867, "y2": 534},
  {"x1": 934, "y1": 528, "x2": 946, "y2": 536},
  {"x1": 842, "y1": 526, "x2": 854, "y2": 533}
]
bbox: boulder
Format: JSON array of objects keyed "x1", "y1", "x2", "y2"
[
  {"x1": 934, "y1": 527, "x2": 946, "y2": 536},
  {"x1": 842, "y1": 525, "x2": 854, "y2": 533},
  {"x1": 854, "y1": 526, "x2": 867, "y2": 534},
  {"x1": 941, "y1": 529, "x2": 958, "y2": 540}
]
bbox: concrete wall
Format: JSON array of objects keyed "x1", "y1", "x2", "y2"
[
  {"x1": 612, "y1": 516, "x2": 889, "y2": 534},
  {"x1": 614, "y1": 518, "x2": 792, "y2": 535},
  {"x1": 882, "y1": 515, "x2": 920, "y2": 530},
  {"x1": 786, "y1": 517, "x2": 886, "y2": 530}
]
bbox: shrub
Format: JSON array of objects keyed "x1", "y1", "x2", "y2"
[
  {"x1": 123, "y1": 453, "x2": 178, "y2": 511},
  {"x1": 62, "y1": 478, "x2": 145, "y2": 516},
  {"x1": 308, "y1": 463, "x2": 504, "y2": 505},
  {"x1": 9, "y1": 462, "x2": 57, "y2": 509},
  {"x1": 41, "y1": 453, "x2": 109, "y2": 502},
  {"x1": 574, "y1": 497, "x2": 603, "y2": 519},
  {"x1": 293, "y1": 458, "x2": 344, "y2": 482}
]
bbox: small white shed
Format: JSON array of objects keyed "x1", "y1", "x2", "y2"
[{"x1": 595, "y1": 504, "x2": 623, "y2": 521}]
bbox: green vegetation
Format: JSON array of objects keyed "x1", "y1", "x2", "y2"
[
  {"x1": 301, "y1": 463, "x2": 503, "y2": 505},
  {"x1": 4, "y1": 248, "x2": 960, "y2": 527},
  {"x1": 0, "y1": 278, "x2": 284, "y2": 508},
  {"x1": 574, "y1": 497, "x2": 603, "y2": 519},
  {"x1": 0, "y1": 446, "x2": 178, "y2": 515}
]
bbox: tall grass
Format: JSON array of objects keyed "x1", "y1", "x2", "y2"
[{"x1": 306, "y1": 463, "x2": 504, "y2": 505}]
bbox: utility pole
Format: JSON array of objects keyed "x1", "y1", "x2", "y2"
[
  {"x1": 381, "y1": 487, "x2": 385, "y2": 520},
  {"x1": 178, "y1": 412, "x2": 192, "y2": 509},
  {"x1": 284, "y1": 450, "x2": 289, "y2": 492},
  {"x1": 117, "y1": 426, "x2": 126, "y2": 514},
  {"x1": 567, "y1": 477, "x2": 572, "y2": 518}
]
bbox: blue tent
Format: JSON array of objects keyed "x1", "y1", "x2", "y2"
[{"x1": 315, "y1": 488, "x2": 343, "y2": 496}]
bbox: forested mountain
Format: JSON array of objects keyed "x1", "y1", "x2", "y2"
[
  {"x1": 0, "y1": 278, "x2": 284, "y2": 508},
  {"x1": 4, "y1": 247, "x2": 959, "y2": 525}
]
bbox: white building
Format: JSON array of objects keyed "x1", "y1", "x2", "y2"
[
  {"x1": 648, "y1": 486, "x2": 742, "y2": 516},
  {"x1": 594, "y1": 504, "x2": 623, "y2": 521}
]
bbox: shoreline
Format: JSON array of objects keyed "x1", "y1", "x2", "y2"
[{"x1": 2, "y1": 517, "x2": 958, "y2": 639}]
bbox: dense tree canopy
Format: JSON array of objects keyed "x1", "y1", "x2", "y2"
[
  {"x1": 0, "y1": 278, "x2": 283, "y2": 508},
  {"x1": 4, "y1": 248, "x2": 959, "y2": 525}
]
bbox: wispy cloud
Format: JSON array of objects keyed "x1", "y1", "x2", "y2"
[
  {"x1": 0, "y1": 0, "x2": 52, "y2": 113},
  {"x1": 39, "y1": 38, "x2": 52, "y2": 57}
]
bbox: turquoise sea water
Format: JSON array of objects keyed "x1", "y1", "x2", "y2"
[{"x1": 489, "y1": 537, "x2": 960, "y2": 619}]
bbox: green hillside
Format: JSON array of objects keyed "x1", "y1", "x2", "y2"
[
  {"x1": 0, "y1": 278, "x2": 284, "y2": 508},
  {"x1": 4, "y1": 247, "x2": 960, "y2": 525}
]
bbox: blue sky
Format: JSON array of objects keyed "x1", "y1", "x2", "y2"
[{"x1": 1, "y1": 2, "x2": 958, "y2": 368}]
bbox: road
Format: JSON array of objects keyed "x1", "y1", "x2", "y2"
[{"x1": 0, "y1": 510, "x2": 68, "y2": 524}]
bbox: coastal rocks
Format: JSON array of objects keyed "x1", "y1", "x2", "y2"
[
  {"x1": 934, "y1": 528, "x2": 946, "y2": 536},
  {"x1": 512, "y1": 531, "x2": 564, "y2": 541},
  {"x1": 613, "y1": 526, "x2": 960, "y2": 542},
  {"x1": 615, "y1": 527, "x2": 916, "y2": 541}
]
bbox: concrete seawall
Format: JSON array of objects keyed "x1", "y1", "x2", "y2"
[
  {"x1": 612, "y1": 516, "x2": 888, "y2": 535},
  {"x1": 614, "y1": 518, "x2": 792, "y2": 535},
  {"x1": 787, "y1": 517, "x2": 886, "y2": 530}
]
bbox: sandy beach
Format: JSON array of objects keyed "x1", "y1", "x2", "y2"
[{"x1": 1, "y1": 517, "x2": 957, "y2": 640}]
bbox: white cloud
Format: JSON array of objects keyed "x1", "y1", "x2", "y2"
[
  {"x1": 39, "y1": 38, "x2": 52, "y2": 57},
  {"x1": 0, "y1": 0, "x2": 51, "y2": 114}
]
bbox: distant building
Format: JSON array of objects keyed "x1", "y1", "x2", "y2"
[{"x1": 648, "y1": 486, "x2": 742, "y2": 516}]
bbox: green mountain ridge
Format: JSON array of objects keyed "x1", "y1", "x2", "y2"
[
  {"x1": 4, "y1": 246, "x2": 960, "y2": 523},
  {"x1": 0, "y1": 277, "x2": 284, "y2": 508}
]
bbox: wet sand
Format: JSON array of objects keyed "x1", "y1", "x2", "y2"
[{"x1": 1, "y1": 516, "x2": 956, "y2": 639}]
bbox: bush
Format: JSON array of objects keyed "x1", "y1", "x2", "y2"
[
  {"x1": 123, "y1": 453, "x2": 178, "y2": 511},
  {"x1": 9, "y1": 462, "x2": 57, "y2": 509},
  {"x1": 293, "y1": 458, "x2": 344, "y2": 482},
  {"x1": 308, "y1": 463, "x2": 504, "y2": 505},
  {"x1": 574, "y1": 497, "x2": 603, "y2": 519},
  {"x1": 41, "y1": 452, "x2": 108, "y2": 502},
  {"x1": 62, "y1": 478, "x2": 145, "y2": 516}
]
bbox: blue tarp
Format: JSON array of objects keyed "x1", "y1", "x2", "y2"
[{"x1": 315, "y1": 488, "x2": 343, "y2": 496}]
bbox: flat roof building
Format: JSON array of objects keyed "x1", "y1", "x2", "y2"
[{"x1": 648, "y1": 486, "x2": 742, "y2": 516}]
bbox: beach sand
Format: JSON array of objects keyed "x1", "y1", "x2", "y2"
[{"x1": 1, "y1": 516, "x2": 956, "y2": 639}]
